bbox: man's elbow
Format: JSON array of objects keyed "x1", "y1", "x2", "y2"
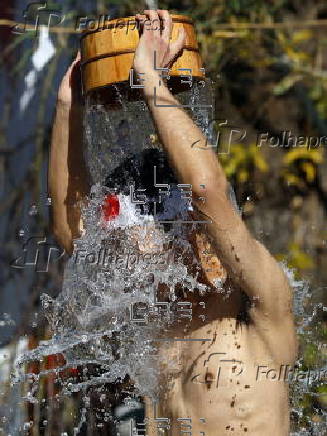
[
  {"x1": 52, "y1": 225, "x2": 73, "y2": 256},
  {"x1": 191, "y1": 175, "x2": 233, "y2": 225}
]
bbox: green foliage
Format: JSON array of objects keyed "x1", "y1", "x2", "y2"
[
  {"x1": 276, "y1": 242, "x2": 314, "y2": 272},
  {"x1": 303, "y1": 343, "x2": 320, "y2": 369},
  {"x1": 282, "y1": 148, "x2": 323, "y2": 188},
  {"x1": 220, "y1": 143, "x2": 268, "y2": 183},
  {"x1": 317, "y1": 385, "x2": 327, "y2": 409}
]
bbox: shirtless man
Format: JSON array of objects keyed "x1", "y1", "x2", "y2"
[{"x1": 49, "y1": 10, "x2": 297, "y2": 436}]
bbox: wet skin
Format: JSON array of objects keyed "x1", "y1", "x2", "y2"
[
  {"x1": 143, "y1": 230, "x2": 293, "y2": 436},
  {"x1": 130, "y1": 10, "x2": 298, "y2": 435}
]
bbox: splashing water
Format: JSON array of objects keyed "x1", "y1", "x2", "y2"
[
  {"x1": 5, "y1": 80, "x2": 326, "y2": 435},
  {"x1": 283, "y1": 266, "x2": 327, "y2": 436},
  {"x1": 7, "y1": 80, "x2": 215, "y2": 432}
]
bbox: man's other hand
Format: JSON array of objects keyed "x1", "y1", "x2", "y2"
[{"x1": 133, "y1": 10, "x2": 186, "y2": 76}]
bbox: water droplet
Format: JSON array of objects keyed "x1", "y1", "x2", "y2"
[
  {"x1": 28, "y1": 205, "x2": 38, "y2": 216},
  {"x1": 23, "y1": 422, "x2": 32, "y2": 430}
]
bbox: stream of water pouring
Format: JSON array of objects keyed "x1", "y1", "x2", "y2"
[
  {"x1": 7, "y1": 80, "x2": 214, "y2": 433},
  {"x1": 3, "y1": 79, "x2": 326, "y2": 435}
]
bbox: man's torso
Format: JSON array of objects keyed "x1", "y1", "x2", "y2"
[{"x1": 146, "y1": 316, "x2": 290, "y2": 436}]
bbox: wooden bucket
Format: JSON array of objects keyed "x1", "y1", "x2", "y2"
[{"x1": 80, "y1": 15, "x2": 204, "y2": 94}]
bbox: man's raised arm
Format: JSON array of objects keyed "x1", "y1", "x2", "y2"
[
  {"x1": 134, "y1": 10, "x2": 297, "y2": 362},
  {"x1": 48, "y1": 53, "x2": 89, "y2": 255}
]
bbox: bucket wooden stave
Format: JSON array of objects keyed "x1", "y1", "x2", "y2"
[{"x1": 81, "y1": 15, "x2": 204, "y2": 93}]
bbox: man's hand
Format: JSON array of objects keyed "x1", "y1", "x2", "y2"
[
  {"x1": 57, "y1": 51, "x2": 82, "y2": 107},
  {"x1": 133, "y1": 10, "x2": 186, "y2": 77}
]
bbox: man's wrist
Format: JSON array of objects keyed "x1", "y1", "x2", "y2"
[
  {"x1": 56, "y1": 98, "x2": 82, "y2": 115},
  {"x1": 135, "y1": 67, "x2": 158, "y2": 86},
  {"x1": 56, "y1": 97, "x2": 72, "y2": 112},
  {"x1": 141, "y1": 69, "x2": 169, "y2": 100}
]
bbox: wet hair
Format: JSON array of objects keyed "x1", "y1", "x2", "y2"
[
  {"x1": 104, "y1": 148, "x2": 178, "y2": 215},
  {"x1": 105, "y1": 148, "x2": 177, "y2": 192},
  {"x1": 104, "y1": 148, "x2": 241, "y2": 214}
]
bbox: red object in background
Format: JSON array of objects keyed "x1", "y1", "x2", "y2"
[
  {"x1": 46, "y1": 353, "x2": 80, "y2": 377},
  {"x1": 102, "y1": 194, "x2": 120, "y2": 221}
]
